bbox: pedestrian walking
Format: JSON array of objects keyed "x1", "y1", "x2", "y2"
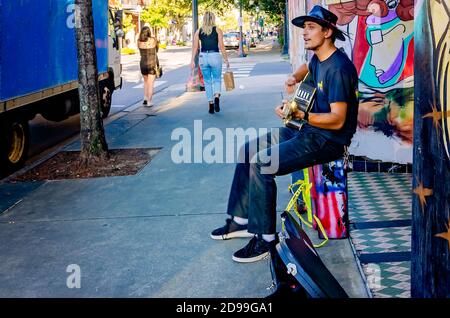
[
  {"x1": 138, "y1": 24, "x2": 159, "y2": 107},
  {"x1": 190, "y1": 11, "x2": 230, "y2": 114}
]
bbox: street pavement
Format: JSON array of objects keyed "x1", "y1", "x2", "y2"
[{"x1": 0, "y1": 39, "x2": 368, "y2": 298}]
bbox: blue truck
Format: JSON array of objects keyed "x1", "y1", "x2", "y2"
[{"x1": 0, "y1": 0, "x2": 123, "y2": 175}]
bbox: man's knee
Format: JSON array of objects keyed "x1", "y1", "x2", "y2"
[
  {"x1": 250, "y1": 151, "x2": 278, "y2": 175},
  {"x1": 237, "y1": 140, "x2": 258, "y2": 163}
]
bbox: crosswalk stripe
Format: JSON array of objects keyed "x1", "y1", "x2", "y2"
[{"x1": 219, "y1": 63, "x2": 256, "y2": 78}]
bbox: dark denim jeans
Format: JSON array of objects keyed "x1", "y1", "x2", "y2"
[{"x1": 226, "y1": 127, "x2": 344, "y2": 234}]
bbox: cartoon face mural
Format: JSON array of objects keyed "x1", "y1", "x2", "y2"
[
  {"x1": 362, "y1": 10, "x2": 413, "y2": 87},
  {"x1": 326, "y1": 0, "x2": 414, "y2": 163}
]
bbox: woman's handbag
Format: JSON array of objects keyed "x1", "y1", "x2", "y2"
[
  {"x1": 155, "y1": 64, "x2": 163, "y2": 78},
  {"x1": 154, "y1": 53, "x2": 162, "y2": 78},
  {"x1": 223, "y1": 68, "x2": 235, "y2": 91}
]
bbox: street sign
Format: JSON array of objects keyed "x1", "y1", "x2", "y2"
[{"x1": 238, "y1": 17, "x2": 243, "y2": 27}]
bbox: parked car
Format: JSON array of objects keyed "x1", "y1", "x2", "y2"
[{"x1": 223, "y1": 32, "x2": 240, "y2": 49}]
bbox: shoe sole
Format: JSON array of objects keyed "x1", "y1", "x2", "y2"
[
  {"x1": 232, "y1": 251, "x2": 270, "y2": 263},
  {"x1": 210, "y1": 230, "x2": 254, "y2": 240}
]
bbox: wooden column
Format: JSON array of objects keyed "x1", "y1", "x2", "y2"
[{"x1": 412, "y1": 0, "x2": 450, "y2": 298}]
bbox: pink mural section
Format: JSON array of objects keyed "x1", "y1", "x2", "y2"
[{"x1": 288, "y1": 0, "x2": 414, "y2": 163}]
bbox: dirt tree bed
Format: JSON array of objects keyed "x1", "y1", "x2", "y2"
[{"x1": 11, "y1": 148, "x2": 160, "y2": 182}]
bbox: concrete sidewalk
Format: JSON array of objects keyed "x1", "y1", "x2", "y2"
[{"x1": 0, "y1": 40, "x2": 368, "y2": 298}]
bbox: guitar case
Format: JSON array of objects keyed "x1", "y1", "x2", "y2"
[{"x1": 267, "y1": 211, "x2": 349, "y2": 298}]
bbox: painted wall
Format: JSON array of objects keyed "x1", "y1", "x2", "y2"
[
  {"x1": 417, "y1": 0, "x2": 450, "y2": 160},
  {"x1": 412, "y1": 0, "x2": 450, "y2": 297},
  {"x1": 288, "y1": 0, "x2": 308, "y2": 71},
  {"x1": 288, "y1": 0, "x2": 414, "y2": 163}
]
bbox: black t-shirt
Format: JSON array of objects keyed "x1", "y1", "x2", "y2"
[
  {"x1": 303, "y1": 49, "x2": 359, "y2": 146},
  {"x1": 199, "y1": 27, "x2": 219, "y2": 52}
]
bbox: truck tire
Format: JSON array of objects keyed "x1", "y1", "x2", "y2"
[
  {"x1": 40, "y1": 91, "x2": 78, "y2": 122},
  {"x1": 100, "y1": 82, "x2": 112, "y2": 119},
  {"x1": 0, "y1": 117, "x2": 30, "y2": 176}
]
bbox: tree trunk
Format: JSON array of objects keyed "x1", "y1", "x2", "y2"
[
  {"x1": 412, "y1": 0, "x2": 450, "y2": 298},
  {"x1": 75, "y1": 0, "x2": 109, "y2": 164}
]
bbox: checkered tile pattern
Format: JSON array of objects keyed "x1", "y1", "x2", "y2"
[
  {"x1": 349, "y1": 172, "x2": 412, "y2": 222},
  {"x1": 351, "y1": 227, "x2": 411, "y2": 254},
  {"x1": 348, "y1": 172, "x2": 412, "y2": 298},
  {"x1": 361, "y1": 262, "x2": 411, "y2": 298}
]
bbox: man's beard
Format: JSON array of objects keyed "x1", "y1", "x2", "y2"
[{"x1": 305, "y1": 43, "x2": 319, "y2": 51}]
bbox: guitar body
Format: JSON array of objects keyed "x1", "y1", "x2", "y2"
[{"x1": 283, "y1": 73, "x2": 316, "y2": 130}]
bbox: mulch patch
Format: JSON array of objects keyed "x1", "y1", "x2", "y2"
[{"x1": 11, "y1": 148, "x2": 160, "y2": 182}]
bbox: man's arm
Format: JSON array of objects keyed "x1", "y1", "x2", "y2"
[
  {"x1": 295, "y1": 102, "x2": 347, "y2": 130},
  {"x1": 285, "y1": 63, "x2": 309, "y2": 94}
]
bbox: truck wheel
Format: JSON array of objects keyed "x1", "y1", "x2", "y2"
[
  {"x1": 0, "y1": 118, "x2": 30, "y2": 176},
  {"x1": 100, "y1": 84, "x2": 112, "y2": 119}
]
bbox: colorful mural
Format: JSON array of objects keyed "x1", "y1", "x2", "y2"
[
  {"x1": 412, "y1": 0, "x2": 450, "y2": 297},
  {"x1": 424, "y1": 0, "x2": 450, "y2": 160},
  {"x1": 287, "y1": 0, "x2": 414, "y2": 162},
  {"x1": 322, "y1": 0, "x2": 414, "y2": 163}
]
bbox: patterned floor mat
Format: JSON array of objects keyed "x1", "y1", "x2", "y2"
[
  {"x1": 348, "y1": 172, "x2": 412, "y2": 298},
  {"x1": 349, "y1": 172, "x2": 411, "y2": 222},
  {"x1": 361, "y1": 262, "x2": 411, "y2": 298},
  {"x1": 351, "y1": 227, "x2": 411, "y2": 254}
]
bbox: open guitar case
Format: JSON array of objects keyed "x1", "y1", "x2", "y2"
[{"x1": 266, "y1": 211, "x2": 349, "y2": 299}]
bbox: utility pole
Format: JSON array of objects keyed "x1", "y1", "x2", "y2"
[
  {"x1": 192, "y1": 0, "x2": 198, "y2": 33},
  {"x1": 238, "y1": 0, "x2": 246, "y2": 57},
  {"x1": 282, "y1": 0, "x2": 289, "y2": 55},
  {"x1": 186, "y1": 0, "x2": 203, "y2": 92}
]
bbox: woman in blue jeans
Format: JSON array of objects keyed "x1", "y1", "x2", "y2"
[{"x1": 190, "y1": 11, "x2": 230, "y2": 114}]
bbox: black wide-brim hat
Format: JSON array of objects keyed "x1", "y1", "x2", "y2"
[{"x1": 291, "y1": 5, "x2": 346, "y2": 41}]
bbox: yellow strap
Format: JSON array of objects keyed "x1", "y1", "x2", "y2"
[
  {"x1": 302, "y1": 168, "x2": 313, "y2": 223},
  {"x1": 284, "y1": 168, "x2": 329, "y2": 248},
  {"x1": 313, "y1": 215, "x2": 329, "y2": 248}
]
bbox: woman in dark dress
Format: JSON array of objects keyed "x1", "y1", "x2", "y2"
[{"x1": 138, "y1": 25, "x2": 159, "y2": 106}]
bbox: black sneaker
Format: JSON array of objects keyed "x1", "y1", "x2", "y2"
[
  {"x1": 214, "y1": 97, "x2": 220, "y2": 112},
  {"x1": 232, "y1": 235, "x2": 275, "y2": 263},
  {"x1": 208, "y1": 102, "x2": 215, "y2": 114},
  {"x1": 210, "y1": 218, "x2": 253, "y2": 240},
  {"x1": 143, "y1": 100, "x2": 148, "y2": 106}
]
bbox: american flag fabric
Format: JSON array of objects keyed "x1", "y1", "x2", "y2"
[{"x1": 309, "y1": 159, "x2": 349, "y2": 239}]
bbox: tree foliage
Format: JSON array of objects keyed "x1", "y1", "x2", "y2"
[
  {"x1": 122, "y1": 13, "x2": 135, "y2": 35},
  {"x1": 199, "y1": 0, "x2": 234, "y2": 15},
  {"x1": 139, "y1": 0, "x2": 285, "y2": 35},
  {"x1": 141, "y1": 2, "x2": 170, "y2": 30}
]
